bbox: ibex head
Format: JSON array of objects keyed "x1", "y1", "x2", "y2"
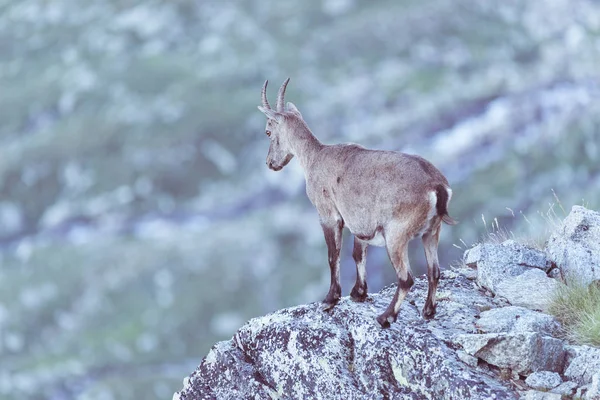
[{"x1": 257, "y1": 78, "x2": 303, "y2": 171}]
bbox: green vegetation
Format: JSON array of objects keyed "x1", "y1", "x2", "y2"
[{"x1": 549, "y1": 281, "x2": 600, "y2": 347}]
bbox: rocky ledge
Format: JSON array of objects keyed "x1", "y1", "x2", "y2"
[{"x1": 174, "y1": 206, "x2": 600, "y2": 400}]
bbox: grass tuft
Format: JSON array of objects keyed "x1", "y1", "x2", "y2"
[
  {"x1": 548, "y1": 281, "x2": 600, "y2": 347},
  {"x1": 452, "y1": 193, "x2": 571, "y2": 251}
]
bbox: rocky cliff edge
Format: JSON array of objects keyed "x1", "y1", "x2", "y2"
[{"x1": 174, "y1": 206, "x2": 600, "y2": 400}]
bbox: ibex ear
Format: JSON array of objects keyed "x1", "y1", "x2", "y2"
[
  {"x1": 258, "y1": 106, "x2": 283, "y2": 123},
  {"x1": 286, "y1": 102, "x2": 303, "y2": 118}
]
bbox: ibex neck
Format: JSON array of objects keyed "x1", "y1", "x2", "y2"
[{"x1": 289, "y1": 121, "x2": 323, "y2": 170}]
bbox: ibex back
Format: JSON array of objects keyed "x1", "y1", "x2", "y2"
[{"x1": 258, "y1": 78, "x2": 457, "y2": 328}]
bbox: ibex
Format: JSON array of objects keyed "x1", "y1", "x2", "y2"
[{"x1": 258, "y1": 78, "x2": 456, "y2": 328}]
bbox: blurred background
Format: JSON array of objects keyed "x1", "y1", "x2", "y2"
[{"x1": 1, "y1": 0, "x2": 599, "y2": 398}]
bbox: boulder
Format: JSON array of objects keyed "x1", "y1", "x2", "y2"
[
  {"x1": 174, "y1": 271, "x2": 518, "y2": 400},
  {"x1": 546, "y1": 206, "x2": 600, "y2": 286},
  {"x1": 464, "y1": 240, "x2": 548, "y2": 294},
  {"x1": 524, "y1": 371, "x2": 562, "y2": 390},
  {"x1": 564, "y1": 345, "x2": 600, "y2": 385},
  {"x1": 454, "y1": 332, "x2": 566, "y2": 375},
  {"x1": 494, "y1": 269, "x2": 559, "y2": 311},
  {"x1": 476, "y1": 306, "x2": 561, "y2": 336}
]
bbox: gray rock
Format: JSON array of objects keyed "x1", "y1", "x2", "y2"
[
  {"x1": 564, "y1": 345, "x2": 600, "y2": 385},
  {"x1": 576, "y1": 385, "x2": 591, "y2": 399},
  {"x1": 464, "y1": 244, "x2": 485, "y2": 266},
  {"x1": 547, "y1": 267, "x2": 561, "y2": 280},
  {"x1": 477, "y1": 306, "x2": 561, "y2": 336},
  {"x1": 550, "y1": 381, "x2": 578, "y2": 396},
  {"x1": 495, "y1": 269, "x2": 560, "y2": 311},
  {"x1": 522, "y1": 390, "x2": 562, "y2": 400},
  {"x1": 456, "y1": 349, "x2": 479, "y2": 367},
  {"x1": 525, "y1": 371, "x2": 562, "y2": 390},
  {"x1": 454, "y1": 332, "x2": 566, "y2": 375},
  {"x1": 587, "y1": 372, "x2": 600, "y2": 400},
  {"x1": 465, "y1": 240, "x2": 548, "y2": 294},
  {"x1": 453, "y1": 266, "x2": 478, "y2": 280},
  {"x1": 546, "y1": 205, "x2": 600, "y2": 286},
  {"x1": 174, "y1": 272, "x2": 518, "y2": 400}
]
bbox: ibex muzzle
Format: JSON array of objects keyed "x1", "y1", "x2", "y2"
[{"x1": 258, "y1": 79, "x2": 457, "y2": 328}]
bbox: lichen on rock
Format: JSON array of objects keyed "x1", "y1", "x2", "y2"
[
  {"x1": 175, "y1": 208, "x2": 600, "y2": 399},
  {"x1": 174, "y1": 270, "x2": 523, "y2": 399},
  {"x1": 546, "y1": 205, "x2": 600, "y2": 286}
]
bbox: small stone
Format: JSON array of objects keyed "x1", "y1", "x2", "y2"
[
  {"x1": 460, "y1": 268, "x2": 478, "y2": 280},
  {"x1": 550, "y1": 381, "x2": 578, "y2": 396},
  {"x1": 474, "y1": 303, "x2": 492, "y2": 313},
  {"x1": 522, "y1": 390, "x2": 562, "y2": 400},
  {"x1": 564, "y1": 345, "x2": 600, "y2": 385},
  {"x1": 511, "y1": 370, "x2": 520, "y2": 381},
  {"x1": 586, "y1": 372, "x2": 600, "y2": 400},
  {"x1": 464, "y1": 244, "x2": 483, "y2": 267},
  {"x1": 476, "y1": 306, "x2": 561, "y2": 336},
  {"x1": 547, "y1": 268, "x2": 561, "y2": 280},
  {"x1": 456, "y1": 350, "x2": 478, "y2": 367},
  {"x1": 525, "y1": 371, "x2": 562, "y2": 390},
  {"x1": 576, "y1": 385, "x2": 590, "y2": 399},
  {"x1": 455, "y1": 332, "x2": 566, "y2": 375}
]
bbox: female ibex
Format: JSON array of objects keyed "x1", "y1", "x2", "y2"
[{"x1": 258, "y1": 78, "x2": 456, "y2": 328}]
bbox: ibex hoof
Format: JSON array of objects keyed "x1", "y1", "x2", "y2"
[
  {"x1": 322, "y1": 294, "x2": 340, "y2": 311},
  {"x1": 422, "y1": 304, "x2": 437, "y2": 320},
  {"x1": 376, "y1": 313, "x2": 395, "y2": 328},
  {"x1": 350, "y1": 286, "x2": 368, "y2": 302}
]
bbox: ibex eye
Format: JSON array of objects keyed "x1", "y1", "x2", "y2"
[{"x1": 266, "y1": 130, "x2": 271, "y2": 137}]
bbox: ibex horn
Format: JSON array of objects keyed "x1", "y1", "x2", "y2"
[
  {"x1": 276, "y1": 78, "x2": 290, "y2": 112},
  {"x1": 261, "y1": 80, "x2": 271, "y2": 110}
]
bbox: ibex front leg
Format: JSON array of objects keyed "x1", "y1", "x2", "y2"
[
  {"x1": 350, "y1": 237, "x2": 368, "y2": 302},
  {"x1": 322, "y1": 219, "x2": 344, "y2": 310}
]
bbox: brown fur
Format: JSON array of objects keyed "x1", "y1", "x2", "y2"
[{"x1": 258, "y1": 79, "x2": 457, "y2": 327}]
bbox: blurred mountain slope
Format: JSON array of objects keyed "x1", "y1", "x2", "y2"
[{"x1": 0, "y1": 0, "x2": 599, "y2": 398}]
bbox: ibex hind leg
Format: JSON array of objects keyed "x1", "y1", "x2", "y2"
[
  {"x1": 377, "y1": 231, "x2": 413, "y2": 328},
  {"x1": 422, "y1": 221, "x2": 442, "y2": 319}
]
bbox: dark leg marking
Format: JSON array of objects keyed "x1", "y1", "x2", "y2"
[
  {"x1": 322, "y1": 220, "x2": 343, "y2": 310},
  {"x1": 350, "y1": 237, "x2": 368, "y2": 302},
  {"x1": 377, "y1": 234, "x2": 414, "y2": 328},
  {"x1": 422, "y1": 226, "x2": 441, "y2": 319},
  {"x1": 423, "y1": 263, "x2": 440, "y2": 319},
  {"x1": 377, "y1": 273, "x2": 414, "y2": 328}
]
